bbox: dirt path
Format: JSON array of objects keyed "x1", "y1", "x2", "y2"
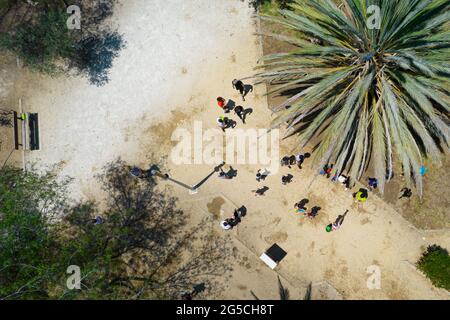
[{"x1": 13, "y1": 0, "x2": 449, "y2": 299}]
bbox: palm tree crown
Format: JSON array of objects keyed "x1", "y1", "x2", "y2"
[{"x1": 257, "y1": 0, "x2": 449, "y2": 195}]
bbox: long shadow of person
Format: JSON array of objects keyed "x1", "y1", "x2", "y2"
[
  {"x1": 243, "y1": 84, "x2": 253, "y2": 99},
  {"x1": 225, "y1": 99, "x2": 236, "y2": 112},
  {"x1": 252, "y1": 186, "x2": 269, "y2": 196},
  {"x1": 225, "y1": 118, "x2": 237, "y2": 130},
  {"x1": 243, "y1": 108, "x2": 253, "y2": 122},
  {"x1": 309, "y1": 206, "x2": 321, "y2": 218}
]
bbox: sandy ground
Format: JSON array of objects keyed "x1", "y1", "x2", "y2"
[{"x1": 7, "y1": 0, "x2": 450, "y2": 299}]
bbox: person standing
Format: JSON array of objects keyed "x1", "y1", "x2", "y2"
[
  {"x1": 232, "y1": 79, "x2": 246, "y2": 101},
  {"x1": 256, "y1": 168, "x2": 269, "y2": 182},
  {"x1": 295, "y1": 153, "x2": 305, "y2": 169},
  {"x1": 234, "y1": 105, "x2": 246, "y2": 123},
  {"x1": 281, "y1": 174, "x2": 293, "y2": 185}
]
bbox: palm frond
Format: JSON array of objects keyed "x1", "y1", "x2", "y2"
[{"x1": 256, "y1": 0, "x2": 449, "y2": 195}]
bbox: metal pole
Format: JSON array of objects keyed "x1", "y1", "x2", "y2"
[
  {"x1": 147, "y1": 162, "x2": 225, "y2": 193},
  {"x1": 152, "y1": 171, "x2": 194, "y2": 191}
]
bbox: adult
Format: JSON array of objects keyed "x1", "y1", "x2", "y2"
[
  {"x1": 294, "y1": 198, "x2": 309, "y2": 213},
  {"x1": 234, "y1": 105, "x2": 245, "y2": 123},
  {"x1": 217, "y1": 116, "x2": 233, "y2": 132},
  {"x1": 367, "y1": 177, "x2": 378, "y2": 191},
  {"x1": 91, "y1": 216, "x2": 104, "y2": 225},
  {"x1": 281, "y1": 156, "x2": 290, "y2": 167},
  {"x1": 295, "y1": 153, "x2": 305, "y2": 169},
  {"x1": 217, "y1": 96, "x2": 226, "y2": 110},
  {"x1": 256, "y1": 168, "x2": 269, "y2": 182},
  {"x1": 321, "y1": 164, "x2": 334, "y2": 178},
  {"x1": 337, "y1": 175, "x2": 351, "y2": 190},
  {"x1": 328, "y1": 210, "x2": 349, "y2": 231},
  {"x1": 232, "y1": 79, "x2": 246, "y2": 101},
  {"x1": 353, "y1": 188, "x2": 368, "y2": 202},
  {"x1": 308, "y1": 206, "x2": 321, "y2": 218},
  {"x1": 218, "y1": 168, "x2": 230, "y2": 179},
  {"x1": 282, "y1": 174, "x2": 293, "y2": 185}
]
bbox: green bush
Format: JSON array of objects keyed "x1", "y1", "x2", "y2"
[{"x1": 417, "y1": 245, "x2": 450, "y2": 290}]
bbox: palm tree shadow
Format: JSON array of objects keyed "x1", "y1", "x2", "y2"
[{"x1": 243, "y1": 84, "x2": 253, "y2": 98}]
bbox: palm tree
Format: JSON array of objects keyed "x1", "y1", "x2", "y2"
[{"x1": 256, "y1": 0, "x2": 449, "y2": 195}]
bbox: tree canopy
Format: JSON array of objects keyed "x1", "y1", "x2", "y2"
[
  {"x1": 0, "y1": 0, "x2": 124, "y2": 86},
  {"x1": 0, "y1": 160, "x2": 231, "y2": 299}
]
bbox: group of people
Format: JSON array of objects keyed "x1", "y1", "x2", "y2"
[
  {"x1": 220, "y1": 206, "x2": 247, "y2": 230},
  {"x1": 294, "y1": 198, "x2": 321, "y2": 219},
  {"x1": 214, "y1": 78, "x2": 419, "y2": 238},
  {"x1": 293, "y1": 198, "x2": 348, "y2": 232},
  {"x1": 279, "y1": 153, "x2": 311, "y2": 187},
  {"x1": 320, "y1": 163, "x2": 415, "y2": 203},
  {"x1": 218, "y1": 166, "x2": 238, "y2": 180},
  {"x1": 216, "y1": 79, "x2": 253, "y2": 131},
  {"x1": 281, "y1": 153, "x2": 310, "y2": 169}
]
